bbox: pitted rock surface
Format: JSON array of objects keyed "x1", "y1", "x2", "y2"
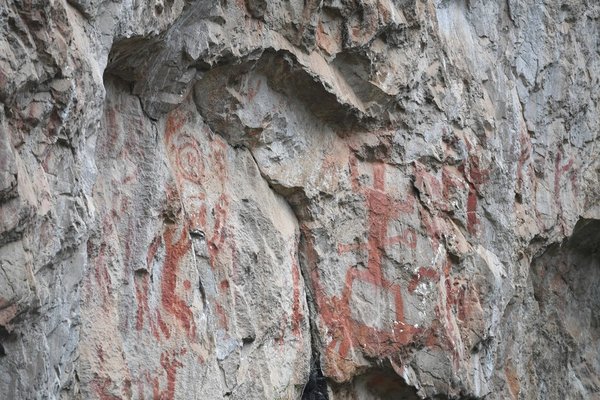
[{"x1": 0, "y1": 0, "x2": 599, "y2": 399}]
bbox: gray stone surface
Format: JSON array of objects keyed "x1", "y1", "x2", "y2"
[{"x1": 0, "y1": 0, "x2": 599, "y2": 399}]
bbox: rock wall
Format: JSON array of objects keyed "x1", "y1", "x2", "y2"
[{"x1": 0, "y1": 0, "x2": 599, "y2": 399}]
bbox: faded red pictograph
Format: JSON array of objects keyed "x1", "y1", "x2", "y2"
[
  {"x1": 149, "y1": 107, "x2": 234, "y2": 339},
  {"x1": 177, "y1": 136, "x2": 205, "y2": 184},
  {"x1": 290, "y1": 252, "x2": 304, "y2": 338},
  {"x1": 126, "y1": 349, "x2": 187, "y2": 400},
  {"x1": 161, "y1": 221, "x2": 197, "y2": 340},
  {"x1": 93, "y1": 377, "x2": 121, "y2": 400},
  {"x1": 441, "y1": 257, "x2": 486, "y2": 364},
  {"x1": 516, "y1": 129, "x2": 533, "y2": 195},
  {"x1": 274, "y1": 248, "x2": 305, "y2": 346},
  {"x1": 460, "y1": 144, "x2": 490, "y2": 235},
  {"x1": 412, "y1": 161, "x2": 488, "y2": 357},
  {"x1": 414, "y1": 138, "x2": 490, "y2": 237},
  {"x1": 554, "y1": 148, "x2": 577, "y2": 201},
  {"x1": 553, "y1": 147, "x2": 578, "y2": 232},
  {"x1": 165, "y1": 109, "x2": 206, "y2": 186},
  {"x1": 303, "y1": 154, "x2": 420, "y2": 379}
]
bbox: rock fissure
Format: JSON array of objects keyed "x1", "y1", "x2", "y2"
[{"x1": 243, "y1": 142, "x2": 329, "y2": 399}]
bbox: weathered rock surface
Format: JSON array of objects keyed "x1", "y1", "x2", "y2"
[{"x1": 0, "y1": 0, "x2": 599, "y2": 399}]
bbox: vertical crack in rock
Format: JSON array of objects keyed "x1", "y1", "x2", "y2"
[
  {"x1": 297, "y1": 229, "x2": 329, "y2": 400},
  {"x1": 302, "y1": 355, "x2": 329, "y2": 400},
  {"x1": 244, "y1": 148, "x2": 330, "y2": 399}
]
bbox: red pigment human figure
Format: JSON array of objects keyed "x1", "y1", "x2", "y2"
[
  {"x1": 459, "y1": 142, "x2": 490, "y2": 235},
  {"x1": 305, "y1": 156, "x2": 421, "y2": 380}
]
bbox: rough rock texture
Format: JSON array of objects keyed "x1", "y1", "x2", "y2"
[{"x1": 1, "y1": 0, "x2": 599, "y2": 399}]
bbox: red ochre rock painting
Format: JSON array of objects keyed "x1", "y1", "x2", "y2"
[
  {"x1": 304, "y1": 154, "x2": 489, "y2": 381},
  {"x1": 151, "y1": 350, "x2": 186, "y2": 400},
  {"x1": 164, "y1": 108, "x2": 230, "y2": 257},
  {"x1": 459, "y1": 144, "x2": 490, "y2": 235},
  {"x1": 305, "y1": 156, "x2": 421, "y2": 381},
  {"x1": 133, "y1": 231, "x2": 171, "y2": 341},
  {"x1": 165, "y1": 109, "x2": 206, "y2": 186},
  {"x1": 554, "y1": 149, "x2": 575, "y2": 197},
  {"x1": 414, "y1": 162, "x2": 465, "y2": 252},
  {"x1": 128, "y1": 186, "x2": 196, "y2": 341},
  {"x1": 93, "y1": 377, "x2": 122, "y2": 400},
  {"x1": 128, "y1": 110, "x2": 203, "y2": 343},
  {"x1": 291, "y1": 253, "x2": 304, "y2": 338},
  {"x1": 170, "y1": 131, "x2": 206, "y2": 186},
  {"x1": 135, "y1": 270, "x2": 152, "y2": 333},
  {"x1": 91, "y1": 348, "x2": 134, "y2": 400},
  {"x1": 411, "y1": 161, "x2": 489, "y2": 360},
  {"x1": 407, "y1": 266, "x2": 440, "y2": 293},
  {"x1": 161, "y1": 223, "x2": 197, "y2": 340},
  {"x1": 414, "y1": 139, "x2": 489, "y2": 238},
  {"x1": 275, "y1": 250, "x2": 305, "y2": 346},
  {"x1": 92, "y1": 241, "x2": 112, "y2": 306},
  {"x1": 156, "y1": 108, "x2": 234, "y2": 340},
  {"x1": 554, "y1": 148, "x2": 578, "y2": 231},
  {"x1": 516, "y1": 129, "x2": 533, "y2": 195},
  {"x1": 207, "y1": 193, "x2": 230, "y2": 270}
]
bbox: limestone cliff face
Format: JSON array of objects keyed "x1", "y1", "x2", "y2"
[{"x1": 1, "y1": 0, "x2": 599, "y2": 399}]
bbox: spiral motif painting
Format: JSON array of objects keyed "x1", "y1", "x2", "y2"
[{"x1": 173, "y1": 133, "x2": 205, "y2": 185}]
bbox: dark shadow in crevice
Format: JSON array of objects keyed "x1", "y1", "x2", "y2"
[
  {"x1": 329, "y1": 364, "x2": 420, "y2": 400},
  {"x1": 528, "y1": 218, "x2": 600, "y2": 398},
  {"x1": 302, "y1": 355, "x2": 329, "y2": 400}
]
